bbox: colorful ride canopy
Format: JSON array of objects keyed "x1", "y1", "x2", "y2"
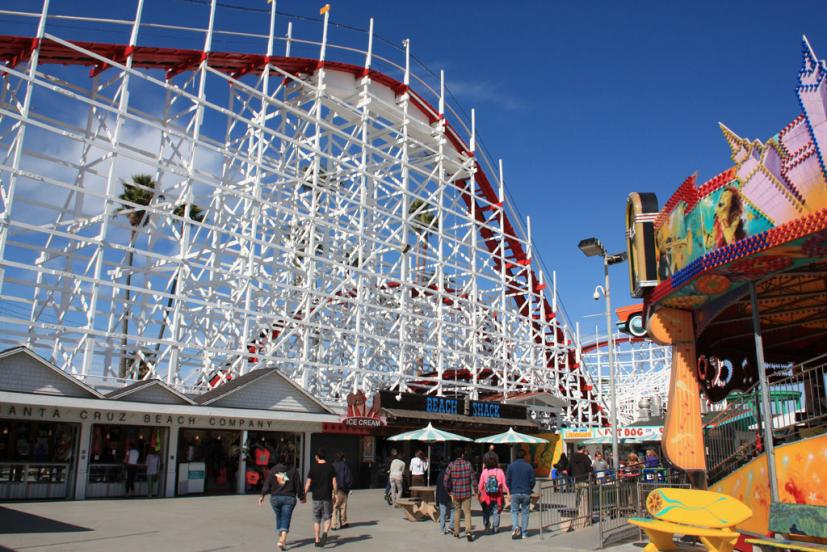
[{"x1": 628, "y1": 38, "x2": 827, "y2": 320}]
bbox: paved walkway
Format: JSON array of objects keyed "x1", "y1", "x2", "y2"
[{"x1": 0, "y1": 490, "x2": 644, "y2": 552}]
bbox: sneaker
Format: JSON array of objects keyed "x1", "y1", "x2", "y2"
[
  {"x1": 314, "y1": 542, "x2": 321, "y2": 548},
  {"x1": 320, "y1": 533, "x2": 328, "y2": 547},
  {"x1": 521, "y1": 531, "x2": 527, "y2": 539},
  {"x1": 511, "y1": 528, "x2": 520, "y2": 540},
  {"x1": 467, "y1": 534, "x2": 474, "y2": 542}
]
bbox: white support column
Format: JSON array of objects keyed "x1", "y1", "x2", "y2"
[
  {"x1": 497, "y1": 160, "x2": 508, "y2": 399},
  {"x1": 469, "y1": 109, "x2": 480, "y2": 399},
  {"x1": 237, "y1": 429, "x2": 248, "y2": 494},
  {"x1": 300, "y1": 9, "x2": 330, "y2": 391},
  {"x1": 435, "y1": 69, "x2": 446, "y2": 396},
  {"x1": 165, "y1": 427, "x2": 179, "y2": 498},
  {"x1": 0, "y1": 0, "x2": 50, "y2": 294},
  {"x1": 302, "y1": 430, "x2": 313, "y2": 478},
  {"x1": 397, "y1": 38, "x2": 412, "y2": 393},
  {"x1": 82, "y1": 0, "x2": 144, "y2": 378},
  {"x1": 350, "y1": 18, "x2": 374, "y2": 394},
  {"x1": 239, "y1": 0, "x2": 278, "y2": 377},
  {"x1": 73, "y1": 420, "x2": 93, "y2": 500},
  {"x1": 167, "y1": 0, "x2": 217, "y2": 382},
  {"x1": 526, "y1": 215, "x2": 537, "y2": 389}
]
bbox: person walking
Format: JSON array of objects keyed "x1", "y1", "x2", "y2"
[
  {"x1": 435, "y1": 461, "x2": 454, "y2": 535},
  {"x1": 123, "y1": 441, "x2": 139, "y2": 497},
  {"x1": 145, "y1": 448, "x2": 161, "y2": 497},
  {"x1": 569, "y1": 445, "x2": 592, "y2": 530},
  {"x1": 553, "y1": 452, "x2": 569, "y2": 491},
  {"x1": 388, "y1": 450, "x2": 406, "y2": 506},
  {"x1": 410, "y1": 449, "x2": 428, "y2": 487},
  {"x1": 304, "y1": 448, "x2": 337, "y2": 548},
  {"x1": 444, "y1": 449, "x2": 476, "y2": 541},
  {"x1": 258, "y1": 458, "x2": 305, "y2": 551},
  {"x1": 478, "y1": 452, "x2": 509, "y2": 535},
  {"x1": 506, "y1": 448, "x2": 535, "y2": 539},
  {"x1": 332, "y1": 451, "x2": 352, "y2": 529}
]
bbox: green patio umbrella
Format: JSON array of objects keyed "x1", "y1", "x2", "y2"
[
  {"x1": 474, "y1": 427, "x2": 549, "y2": 444},
  {"x1": 387, "y1": 422, "x2": 472, "y2": 485}
]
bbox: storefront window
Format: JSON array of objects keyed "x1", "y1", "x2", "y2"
[
  {"x1": 0, "y1": 420, "x2": 78, "y2": 499},
  {"x1": 178, "y1": 429, "x2": 241, "y2": 494},
  {"x1": 244, "y1": 431, "x2": 301, "y2": 493},
  {"x1": 87, "y1": 425, "x2": 167, "y2": 498}
]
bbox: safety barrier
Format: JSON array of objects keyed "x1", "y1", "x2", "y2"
[{"x1": 538, "y1": 470, "x2": 688, "y2": 546}]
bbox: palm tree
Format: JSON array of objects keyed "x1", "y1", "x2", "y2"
[
  {"x1": 115, "y1": 174, "x2": 156, "y2": 378},
  {"x1": 151, "y1": 203, "x2": 205, "y2": 363},
  {"x1": 407, "y1": 198, "x2": 438, "y2": 376},
  {"x1": 408, "y1": 198, "x2": 438, "y2": 283}
]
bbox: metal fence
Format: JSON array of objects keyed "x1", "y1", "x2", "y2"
[
  {"x1": 704, "y1": 352, "x2": 827, "y2": 484},
  {"x1": 769, "y1": 353, "x2": 827, "y2": 442},
  {"x1": 538, "y1": 471, "x2": 688, "y2": 546}
]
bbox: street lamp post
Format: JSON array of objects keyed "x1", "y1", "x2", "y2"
[{"x1": 579, "y1": 237, "x2": 626, "y2": 473}]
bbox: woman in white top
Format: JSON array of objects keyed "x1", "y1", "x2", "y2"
[
  {"x1": 409, "y1": 450, "x2": 428, "y2": 488},
  {"x1": 388, "y1": 451, "x2": 406, "y2": 506}
]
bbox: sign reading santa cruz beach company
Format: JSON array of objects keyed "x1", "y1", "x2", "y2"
[{"x1": 342, "y1": 390, "x2": 386, "y2": 428}]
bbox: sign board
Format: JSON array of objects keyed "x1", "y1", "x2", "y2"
[
  {"x1": 342, "y1": 390, "x2": 386, "y2": 428},
  {"x1": 378, "y1": 391, "x2": 527, "y2": 421},
  {"x1": 561, "y1": 425, "x2": 664, "y2": 441}
]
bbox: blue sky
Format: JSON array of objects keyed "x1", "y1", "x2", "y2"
[{"x1": 6, "y1": 0, "x2": 827, "y2": 336}]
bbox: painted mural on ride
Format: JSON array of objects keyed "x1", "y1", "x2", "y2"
[{"x1": 625, "y1": 38, "x2": 827, "y2": 480}]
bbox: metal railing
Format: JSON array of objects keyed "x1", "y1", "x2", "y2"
[
  {"x1": 769, "y1": 353, "x2": 827, "y2": 441},
  {"x1": 0, "y1": 462, "x2": 71, "y2": 500},
  {"x1": 704, "y1": 352, "x2": 827, "y2": 484},
  {"x1": 538, "y1": 470, "x2": 687, "y2": 545}
]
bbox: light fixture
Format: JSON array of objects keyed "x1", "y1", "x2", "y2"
[{"x1": 578, "y1": 237, "x2": 606, "y2": 258}]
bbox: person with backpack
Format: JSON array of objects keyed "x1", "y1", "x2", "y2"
[
  {"x1": 478, "y1": 452, "x2": 509, "y2": 535},
  {"x1": 332, "y1": 451, "x2": 352, "y2": 530},
  {"x1": 258, "y1": 456, "x2": 305, "y2": 551}
]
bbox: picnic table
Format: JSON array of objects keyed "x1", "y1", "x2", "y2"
[
  {"x1": 408, "y1": 486, "x2": 438, "y2": 521},
  {"x1": 409, "y1": 485, "x2": 436, "y2": 502}
]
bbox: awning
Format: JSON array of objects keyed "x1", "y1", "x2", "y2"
[{"x1": 382, "y1": 408, "x2": 537, "y2": 429}]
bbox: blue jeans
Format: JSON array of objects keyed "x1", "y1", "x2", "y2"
[
  {"x1": 510, "y1": 493, "x2": 531, "y2": 533},
  {"x1": 438, "y1": 502, "x2": 455, "y2": 534},
  {"x1": 482, "y1": 501, "x2": 500, "y2": 530},
  {"x1": 270, "y1": 495, "x2": 297, "y2": 534}
]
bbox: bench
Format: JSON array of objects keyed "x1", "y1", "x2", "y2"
[
  {"x1": 396, "y1": 497, "x2": 426, "y2": 522},
  {"x1": 746, "y1": 537, "x2": 827, "y2": 552},
  {"x1": 629, "y1": 488, "x2": 752, "y2": 552}
]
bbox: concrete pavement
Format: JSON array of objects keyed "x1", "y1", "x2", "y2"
[{"x1": 0, "y1": 490, "x2": 644, "y2": 551}]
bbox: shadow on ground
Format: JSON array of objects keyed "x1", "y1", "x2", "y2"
[{"x1": 0, "y1": 506, "x2": 93, "y2": 534}]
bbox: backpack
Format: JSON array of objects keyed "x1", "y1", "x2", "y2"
[{"x1": 485, "y1": 473, "x2": 500, "y2": 495}]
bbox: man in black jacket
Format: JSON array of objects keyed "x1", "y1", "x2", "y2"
[
  {"x1": 569, "y1": 446, "x2": 592, "y2": 482},
  {"x1": 569, "y1": 446, "x2": 592, "y2": 530}
]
